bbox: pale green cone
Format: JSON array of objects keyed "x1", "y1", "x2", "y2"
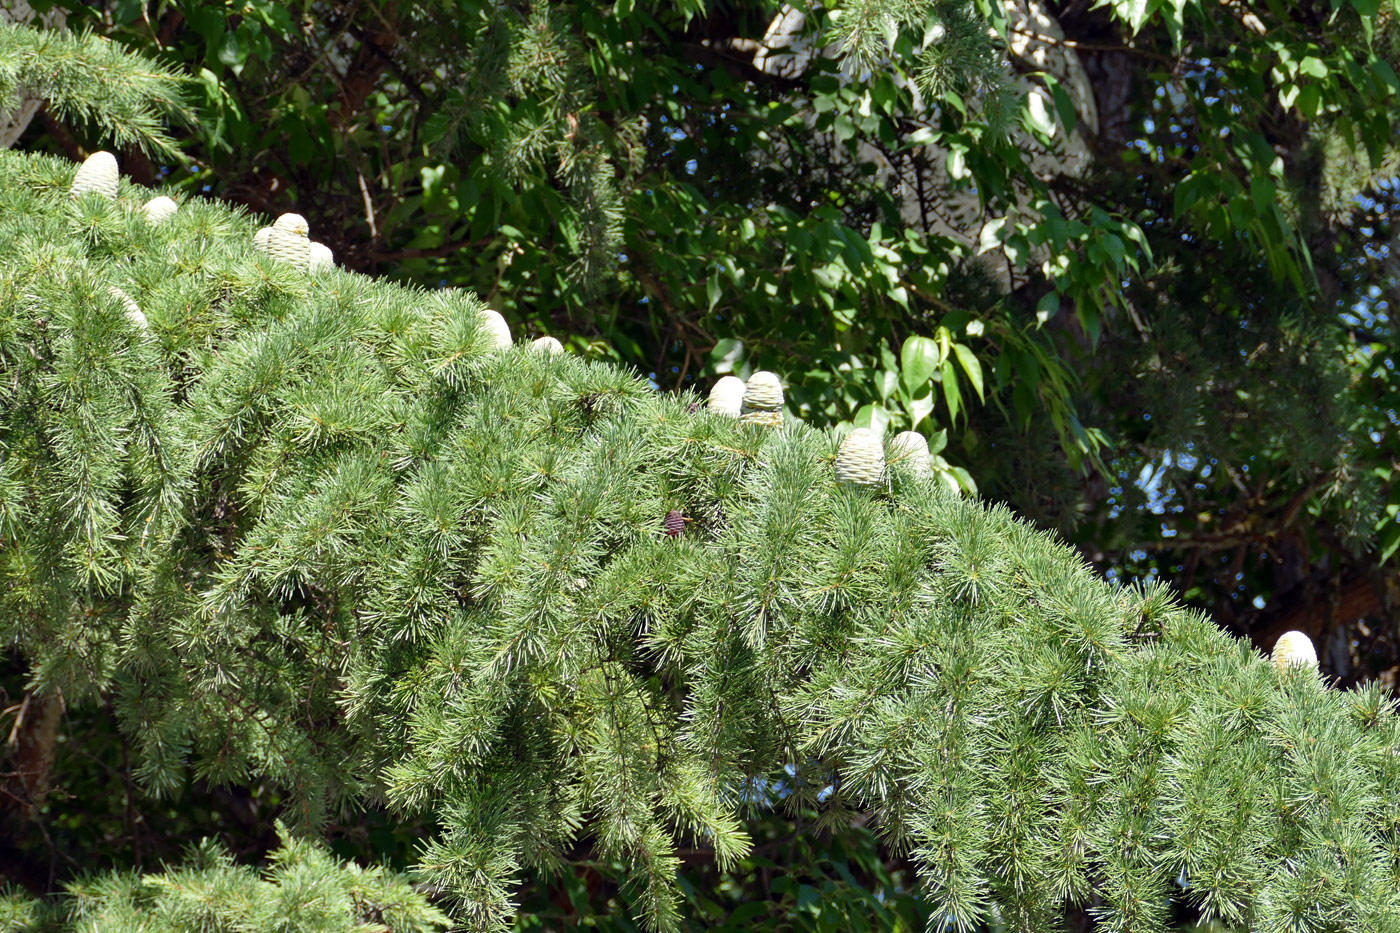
[
  {"x1": 1272, "y1": 630, "x2": 1318, "y2": 672},
  {"x1": 309, "y1": 241, "x2": 335, "y2": 271},
  {"x1": 708, "y1": 375, "x2": 745, "y2": 417},
  {"x1": 267, "y1": 213, "x2": 311, "y2": 270},
  {"x1": 71, "y1": 150, "x2": 118, "y2": 199},
  {"x1": 741, "y1": 370, "x2": 784, "y2": 413},
  {"x1": 480, "y1": 309, "x2": 512, "y2": 351},
  {"x1": 532, "y1": 335, "x2": 565, "y2": 357},
  {"x1": 889, "y1": 431, "x2": 932, "y2": 477},
  {"x1": 835, "y1": 428, "x2": 885, "y2": 487},
  {"x1": 143, "y1": 195, "x2": 178, "y2": 224},
  {"x1": 108, "y1": 286, "x2": 146, "y2": 330}
]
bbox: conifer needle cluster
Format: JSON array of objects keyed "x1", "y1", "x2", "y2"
[{"x1": 3, "y1": 148, "x2": 1400, "y2": 932}]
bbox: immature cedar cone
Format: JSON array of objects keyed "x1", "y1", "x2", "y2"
[
  {"x1": 480, "y1": 310, "x2": 512, "y2": 351},
  {"x1": 707, "y1": 375, "x2": 745, "y2": 417},
  {"x1": 532, "y1": 335, "x2": 565, "y2": 357},
  {"x1": 664, "y1": 509, "x2": 684, "y2": 537},
  {"x1": 253, "y1": 227, "x2": 272, "y2": 254},
  {"x1": 889, "y1": 431, "x2": 932, "y2": 477},
  {"x1": 267, "y1": 213, "x2": 311, "y2": 270},
  {"x1": 143, "y1": 195, "x2": 178, "y2": 224},
  {"x1": 309, "y1": 241, "x2": 335, "y2": 271},
  {"x1": 835, "y1": 428, "x2": 885, "y2": 487},
  {"x1": 741, "y1": 371, "x2": 783, "y2": 412},
  {"x1": 108, "y1": 286, "x2": 146, "y2": 330},
  {"x1": 740, "y1": 372, "x2": 784, "y2": 427},
  {"x1": 1272, "y1": 630, "x2": 1318, "y2": 671},
  {"x1": 71, "y1": 151, "x2": 118, "y2": 200}
]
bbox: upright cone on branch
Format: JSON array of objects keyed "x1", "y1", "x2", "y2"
[
  {"x1": 1273, "y1": 630, "x2": 1318, "y2": 671},
  {"x1": 108, "y1": 286, "x2": 147, "y2": 330},
  {"x1": 309, "y1": 241, "x2": 335, "y2": 271},
  {"x1": 70, "y1": 150, "x2": 119, "y2": 200},
  {"x1": 835, "y1": 428, "x2": 885, "y2": 487},
  {"x1": 143, "y1": 195, "x2": 178, "y2": 224},
  {"x1": 532, "y1": 335, "x2": 564, "y2": 357},
  {"x1": 267, "y1": 213, "x2": 311, "y2": 270},
  {"x1": 708, "y1": 375, "x2": 745, "y2": 417},
  {"x1": 740, "y1": 371, "x2": 784, "y2": 427},
  {"x1": 889, "y1": 430, "x2": 932, "y2": 477},
  {"x1": 480, "y1": 310, "x2": 512, "y2": 351}
]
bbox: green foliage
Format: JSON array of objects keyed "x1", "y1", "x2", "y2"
[
  {"x1": 4, "y1": 147, "x2": 1400, "y2": 932},
  {"x1": 0, "y1": 826, "x2": 447, "y2": 933},
  {"x1": 0, "y1": 23, "x2": 188, "y2": 158}
]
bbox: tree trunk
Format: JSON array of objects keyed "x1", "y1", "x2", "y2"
[{"x1": 4, "y1": 689, "x2": 63, "y2": 817}]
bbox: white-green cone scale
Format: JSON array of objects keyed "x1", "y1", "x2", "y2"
[
  {"x1": 707, "y1": 376, "x2": 745, "y2": 418},
  {"x1": 267, "y1": 213, "x2": 311, "y2": 270},
  {"x1": 836, "y1": 428, "x2": 885, "y2": 487},
  {"x1": 143, "y1": 195, "x2": 178, "y2": 224},
  {"x1": 71, "y1": 151, "x2": 118, "y2": 200},
  {"x1": 253, "y1": 227, "x2": 272, "y2": 254}
]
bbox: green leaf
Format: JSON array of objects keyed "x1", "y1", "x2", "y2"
[
  {"x1": 1380, "y1": 520, "x2": 1400, "y2": 563},
  {"x1": 1299, "y1": 56, "x2": 1329, "y2": 78},
  {"x1": 978, "y1": 216, "x2": 1009, "y2": 255},
  {"x1": 947, "y1": 465, "x2": 978, "y2": 496},
  {"x1": 1297, "y1": 82, "x2": 1322, "y2": 118},
  {"x1": 709, "y1": 338, "x2": 744, "y2": 374},
  {"x1": 941, "y1": 359, "x2": 962, "y2": 422},
  {"x1": 854, "y1": 403, "x2": 891, "y2": 436},
  {"x1": 952, "y1": 343, "x2": 985, "y2": 402},
  {"x1": 217, "y1": 31, "x2": 246, "y2": 69},
  {"x1": 1024, "y1": 89, "x2": 1057, "y2": 138},
  {"x1": 1372, "y1": 57, "x2": 1400, "y2": 94},
  {"x1": 614, "y1": 0, "x2": 635, "y2": 16},
  {"x1": 900, "y1": 336, "x2": 941, "y2": 396},
  {"x1": 1046, "y1": 78, "x2": 1078, "y2": 136},
  {"x1": 906, "y1": 390, "x2": 935, "y2": 428}
]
